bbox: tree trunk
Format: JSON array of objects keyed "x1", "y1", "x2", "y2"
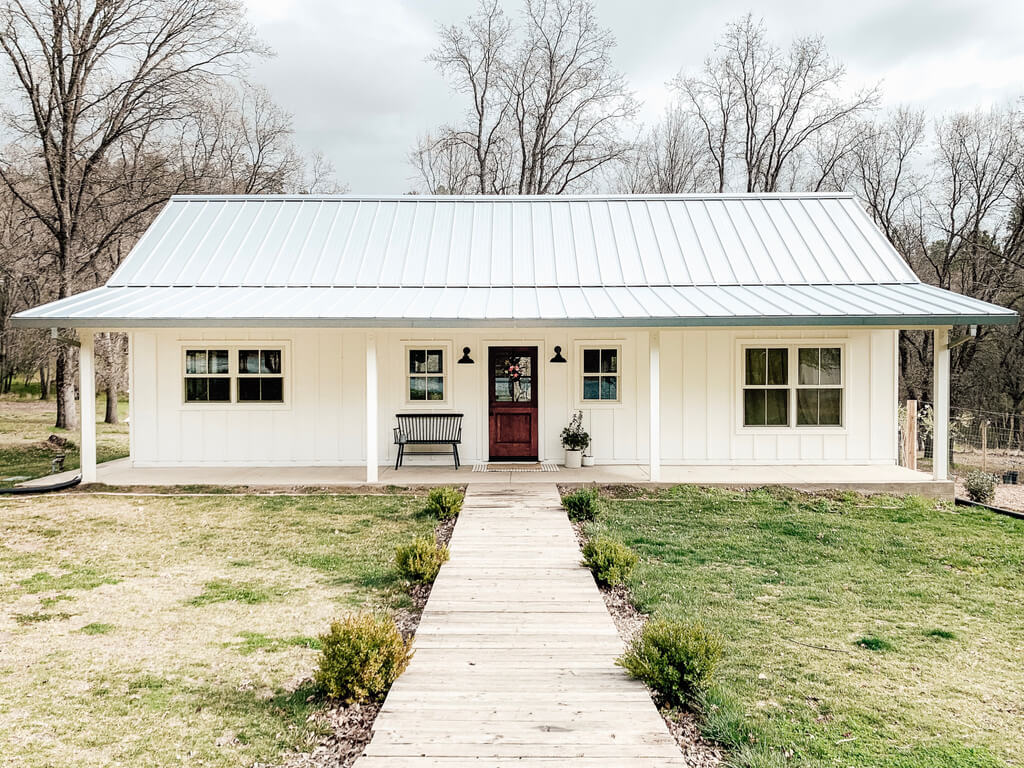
[
  {"x1": 39, "y1": 363, "x2": 50, "y2": 400},
  {"x1": 105, "y1": 384, "x2": 119, "y2": 424},
  {"x1": 55, "y1": 346, "x2": 78, "y2": 430},
  {"x1": 103, "y1": 332, "x2": 121, "y2": 424}
]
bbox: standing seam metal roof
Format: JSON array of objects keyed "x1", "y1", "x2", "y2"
[{"x1": 11, "y1": 193, "x2": 1017, "y2": 327}]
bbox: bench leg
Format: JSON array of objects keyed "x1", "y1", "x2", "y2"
[
  {"x1": 452, "y1": 443, "x2": 460, "y2": 470},
  {"x1": 395, "y1": 444, "x2": 404, "y2": 471}
]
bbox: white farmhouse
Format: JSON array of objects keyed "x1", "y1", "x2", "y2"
[{"x1": 14, "y1": 193, "x2": 1016, "y2": 494}]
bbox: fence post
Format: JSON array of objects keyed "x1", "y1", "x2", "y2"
[
  {"x1": 981, "y1": 420, "x2": 988, "y2": 473},
  {"x1": 905, "y1": 400, "x2": 917, "y2": 470}
]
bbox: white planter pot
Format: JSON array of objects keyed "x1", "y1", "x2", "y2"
[
  {"x1": 564, "y1": 449, "x2": 583, "y2": 469},
  {"x1": 581, "y1": 454, "x2": 595, "y2": 467}
]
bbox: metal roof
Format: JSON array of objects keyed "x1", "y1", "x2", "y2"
[{"x1": 13, "y1": 193, "x2": 1016, "y2": 328}]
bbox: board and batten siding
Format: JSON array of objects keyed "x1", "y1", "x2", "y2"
[{"x1": 127, "y1": 326, "x2": 896, "y2": 467}]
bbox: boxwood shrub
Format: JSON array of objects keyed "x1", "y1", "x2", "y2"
[
  {"x1": 315, "y1": 613, "x2": 412, "y2": 702},
  {"x1": 581, "y1": 536, "x2": 637, "y2": 587},
  {"x1": 618, "y1": 619, "x2": 723, "y2": 708},
  {"x1": 395, "y1": 536, "x2": 450, "y2": 583}
]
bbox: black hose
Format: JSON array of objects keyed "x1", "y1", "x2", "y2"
[
  {"x1": 954, "y1": 496, "x2": 1024, "y2": 520},
  {"x1": 0, "y1": 475, "x2": 82, "y2": 495}
]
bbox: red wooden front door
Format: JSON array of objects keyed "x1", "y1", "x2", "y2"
[{"x1": 488, "y1": 346, "x2": 538, "y2": 460}]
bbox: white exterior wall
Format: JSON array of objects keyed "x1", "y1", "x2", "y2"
[{"x1": 128, "y1": 326, "x2": 897, "y2": 467}]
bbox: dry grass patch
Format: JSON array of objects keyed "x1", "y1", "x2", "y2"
[{"x1": 0, "y1": 490, "x2": 432, "y2": 767}]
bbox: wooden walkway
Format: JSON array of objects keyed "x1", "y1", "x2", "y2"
[{"x1": 356, "y1": 483, "x2": 682, "y2": 767}]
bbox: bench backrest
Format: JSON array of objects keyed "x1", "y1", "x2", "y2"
[{"x1": 396, "y1": 413, "x2": 463, "y2": 442}]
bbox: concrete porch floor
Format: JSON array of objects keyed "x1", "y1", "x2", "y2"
[{"x1": 22, "y1": 457, "x2": 952, "y2": 497}]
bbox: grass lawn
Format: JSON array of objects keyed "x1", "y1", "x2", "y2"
[
  {"x1": 591, "y1": 486, "x2": 1024, "y2": 768},
  {"x1": 0, "y1": 490, "x2": 434, "y2": 767},
  {"x1": 0, "y1": 391, "x2": 129, "y2": 487}
]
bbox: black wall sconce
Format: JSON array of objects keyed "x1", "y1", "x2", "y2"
[
  {"x1": 457, "y1": 346, "x2": 474, "y2": 364},
  {"x1": 550, "y1": 345, "x2": 567, "y2": 363}
]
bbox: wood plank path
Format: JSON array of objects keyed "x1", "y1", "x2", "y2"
[{"x1": 356, "y1": 483, "x2": 682, "y2": 767}]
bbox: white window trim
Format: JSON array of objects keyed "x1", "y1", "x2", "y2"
[
  {"x1": 183, "y1": 348, "x2": 232, "y2": 404},
  {"x1": 179, "y1": 341, "x2": 291, "y2": 410},
  {"x1": 735, "y1": 340, "x2": 847, "y2": 434},
  {"x1": 575, "y1": 342, "x2": 623, "y2": 406},
  {"x1": 403, "y1": 343, "x2": 452, "y2": 408}
]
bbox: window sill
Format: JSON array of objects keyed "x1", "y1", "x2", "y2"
[{"x1": 737, "y1": 426, "x2": 848, "y2": 436}]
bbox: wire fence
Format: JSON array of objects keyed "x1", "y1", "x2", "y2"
[{"x1": 900, "y1": 402, "x2": 1024, "y2": 482}]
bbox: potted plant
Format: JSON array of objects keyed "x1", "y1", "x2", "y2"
[{"x1": 560, "y1": 410, "x2": 590, "y2": 469}]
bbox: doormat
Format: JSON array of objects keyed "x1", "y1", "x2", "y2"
[{"x1": 472, "y1": 462, "x2": 559, "y2": 473}]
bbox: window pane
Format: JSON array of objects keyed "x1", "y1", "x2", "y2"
[
  {"x1": 209, "y1": 350, "x2": 229, "y2": 374},
  {"x1": 426, "y1": 376, "x2": 444, "y2": 401},
  {"x1": 601, "y1": 376, "x2": 618, "y2": 400},
  {"x1": 601, "y1": 349, "x2": 618, "y2": 373},
  {"x1": 426, "y1": 350, "x2": 443, "y2": 374},
  {"x1": 515, "y1": 376, "x2": 532, "y2": 402},
  {"x1": 745, "y1": 348, "x2": 766, "y2": 386},
  {"x1": 185, "y1": 378, "x2": 208, "y2": 401},
  {"x1": 237, "y1": 377, "x2": 260, "y2": 401},
  {"x1": 260, "y1": 377, "x2": 283, "y2": 402},
  {"x1": 744, "y1": 389, "x2": 765, "y2": 426},
  {"x1": 796, "y1": 389, "x2": 819, "y2": 425},
  {"x1": 239, "y1": 350, "x2": 260, "y2": 374},
  {"x1": 818, "y1": 389, "x2": 841, "y2": 425},
  {"x1": 583, "y1": 376, "x2": 601, "y2": 400},
  {"x1": 260, "y1": 350, "x2": 282, "y2": 375},
  {"x1": 409, "y1": 349, "x2": 426, "y2": 374},
  {"x1": 409, "y1": 376, "x2": 426, "y2": 400},
  {"x1": 819, "y1": 348, "x2": 841, "y2": 386},
  {"x1": 766, "y1": 389, "x2": 788, "y2": 426},
  {"x1": 798, "y1": 348, "x2": 820, "y2": 385},
  {"x1": 186, "y1": 350, "x2": 207, "y2": 375},
  {"x1": 767, "y1": 348, "x2": 788, "y2": 386},
  {"x1": 208, "y1": 378, "x2": 230, "y2": 402},
  {"x1": 583, "y1": 349, "x2": 600, "y2": 374}
]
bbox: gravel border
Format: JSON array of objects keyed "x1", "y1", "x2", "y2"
[
  {"x1": 280, "y1": 514, "x2": 457, "y2": 768},
  {"x1": 572, "y1": 522, "x2": 723, "y2": 768}
]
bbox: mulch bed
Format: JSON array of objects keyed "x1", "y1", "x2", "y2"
[
  {"x1": 281, "y1": 514, "x2": 457, "y2": 768},
  {"x1": 573, "y1": 522, "x2": 724, "y2": 768}
]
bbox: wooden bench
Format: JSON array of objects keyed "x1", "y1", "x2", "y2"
[{"x1": 393, "y1": 413, "x2": 463, "y2": 470}]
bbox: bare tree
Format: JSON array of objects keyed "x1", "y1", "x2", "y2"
[
  {"x1": 414, "y1": 0, "x2": 637, "y2": 195},
  {"x1": 616, "y1": 102, "x2": 716, "y2": 193},
  {"x1": 674, "y1": 15, "x2": 879, "y2": 193},
  {"x1": 0, "y1": 0, "x2": 266, "y2": 428}
]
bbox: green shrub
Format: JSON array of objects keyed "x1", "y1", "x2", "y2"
[
  {"x1": 562, "y1": 487, "x2": 599, "y2": 522},
  {"x1": 617, "y1": 619, "x2": 723, "y2": 707},
  {"x1": 581, "y1": 536, "x2": 637, "y2": 586},
  {"x1": 424, "y1": 486, "x2": 464, "y2": 520},
  {"x1": 964, "y1": 470, "x2": 998, "y2": 504},
  {"x1": 395, "y1": 536, "x2": 450, "y2": 583},
  {"x1": 315, "y1": 613, "x2": 413, "y2": 703}
]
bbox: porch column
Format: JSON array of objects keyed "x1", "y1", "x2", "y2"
[
  {"x1": 932, "y1": 327, "x2": 950, "y2": 481},
  {"x1": 79, "y1": 331, "x2": 97, "y2": 483},
  {"x1": 366, "y1": 333, "x2": 378, "y2": 483},
  {"x1": 649, "y1": 330, "x2": 661, "y2": 482}
]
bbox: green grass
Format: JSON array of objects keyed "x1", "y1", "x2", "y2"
[
  {"x1": 0, "y1": 490, "x2": 433, "y2": 768},
  {"x1": 0, "y1": 394, "x2": 129, "y2": 487},
  {"x1": 591, "y1": 485, "x2": 1024, "y2": 768},
  {"x1": 187, "y1": 579, "x2": 285, "y2": 606}
]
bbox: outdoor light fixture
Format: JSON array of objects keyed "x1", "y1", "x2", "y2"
[
  {"x1": 550, "y1": 345, "x2": 567, "y2": 363},
  {"x1": 458, "y1": 346, "x2": 474, "y2": 364}
]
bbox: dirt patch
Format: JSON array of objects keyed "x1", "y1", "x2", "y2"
[
  {"x1": 278, "y1": 701, "x2": 382, "y2": 768},
  {"x1": 572, "y1": 522, "x2": 723, "y2": 767}
]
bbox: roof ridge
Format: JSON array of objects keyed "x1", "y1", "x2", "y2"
[{"x1": 167, "y1": 192, "x2": 859, "y2": 203}]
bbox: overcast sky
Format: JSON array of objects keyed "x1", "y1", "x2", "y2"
[{"x1": 241, "y1": 0, "x2": 1024, "y2": 194}]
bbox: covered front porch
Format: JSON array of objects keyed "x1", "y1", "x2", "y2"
[{"x1": 27, "y1": 456, "x2": 952, "y2": 497}]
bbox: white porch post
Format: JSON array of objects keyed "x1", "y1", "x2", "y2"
[
  {"x1": 79, "y1": 331, "x2": 97, "y2": 483},
  {"x1": 649, "y1": 330, "x2": 661, "y2": 482},
  {"x1": 933, "y1": 327, "x2": 950, "y2": 481},
  {"x1": 365, "y1": 333, "x2": 379, "y2": 483}
]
